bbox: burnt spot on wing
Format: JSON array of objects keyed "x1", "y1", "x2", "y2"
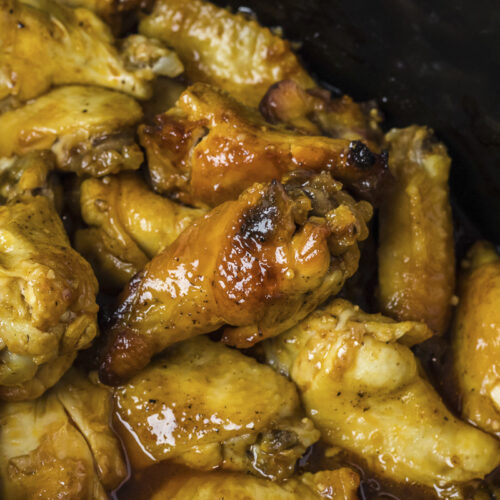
[{"x1": 347, "y1": 140, "x2": 377, "y2": 169}]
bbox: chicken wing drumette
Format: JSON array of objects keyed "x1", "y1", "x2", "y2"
[
  {"x1": 75, "y1": 172, "x2": 205, "y2": 292},
  {"x1": 0, "y1": 0, "x2": 182, "y2": 103},
  {"x1": 114, "y1": 337, "x2": 319, "y2": 479},
  {"x1": 263, "y1": 299, "x2": 500, "y2": 489},
  {"x1": 452, "y1": 241, "x2": 500, "y2": 437},
  {"x1": 0, "y1": 86, "x2": 144, "y2": 177},
  {"x1": 100, "y1": 171, "x2": 372, "y2": 384},
  {"x1": 139, "y1": 83, "x2": 389, "y2": 208},
  {"x1": 139, "y1": 0, "x2": 314, "y2": 107}
]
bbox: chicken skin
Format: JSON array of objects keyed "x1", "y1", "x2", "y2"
[
  {"x1": 139, "y1": 0, "x2": 314, "y2": 107},
  {"x1": 114, "y1": 336, "x2": 319, "y2": 479},
  {"x1": 99, "y1": 171, "x2": 372, "y2": 384},
  {"x1": 263, "y1": 299, "x2": 500, "y2": 489},
  {"x1": 0, "y1": 369, "x2": 126, "y2": 499},
  {"x1": 143, "y1": 468, "x2": 360, "y2": 500},
  {"x1": 260, "y1": 80, "x2": 383, "y2": 151},
  {"x1": 139, "y1": 83, "x2": 389, "y2": 208},
  {"x1": 0, "y1": 196, "x2": 98, "y2": 401},
  {"x1": 75, "y1": 172, "x2": 205, "y2": 292},
  {"x1": 0, "y1": 0, "x2": 183, "y2": 103},
  {"x1": 453, "y1": 241, "x2": 500, "y2": 437},
  {"x1": 378, "y1": 126, "x2": 455, "y2": 334},
  {"x1": 0, "y1": 86, "x2": 144, "y2": 177}
]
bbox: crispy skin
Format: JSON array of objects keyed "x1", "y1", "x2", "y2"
[
  {"x1": 260, "y1": 80, "x2": 383, "y2": 151},
  {"x1": 0, "y1": 196, "x2": 98, "y2": 400},
  {"x1": 114, "y1": 337, "x2": 319, "y2": 479},
  {"x1": 139, "y1": 0, "x2": 314, "y2": 107},
  {"x1": 0, "y1": 86, "x2": 144, "y2": 177},
  {"x1": 146, "y1": 468, "x2": 360, "y2": 500},
  {"x1": 263, "y1": 299, "x2": 500, "y2": 488},
  {"x1": 99, "y1": 172, "x2": 372, "y2": 384},
  {"x1": 139, "y1": 83, "x2": 389, "y2": 207},
  {"x1": 453, "y1": 242, "x2": 500, "y2": 437},
  {"x1": 0, "y1": 0, "x2": 182, "y2": 102},
  {"x1": 378, "y1": 126, "x2": 455, "y2": 334},
  {"x1": 0, "y1": 369, "x2": 126, "y2": 499},
  {"x1": 75, "y1": 172, "x2": 205, "y2": 292}
]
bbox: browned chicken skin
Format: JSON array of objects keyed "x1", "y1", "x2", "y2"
[
  {"x1": 139, "y1": 83, "x2": 390, "y2": 208},
  {"x1": 99, "y1": 171, "x2": 372, "y2": 385}
]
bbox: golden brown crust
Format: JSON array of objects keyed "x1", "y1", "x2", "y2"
[
  {"x1": 139, "y1": 83, "x2": 389, "y2": 207},
  {"x1": 99, "y1": 172, "x2": 371, "y2": 385}
]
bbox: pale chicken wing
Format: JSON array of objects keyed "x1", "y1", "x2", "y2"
[
  {"x1": 99, "y1": 171, "x2": 372, "y2": 384},
  {"x1": 139, "y1": 83, "x2": 389, "y2": 207},
  {"x1": 263, "y1": 299, "x2": 500, "y2": 489}
]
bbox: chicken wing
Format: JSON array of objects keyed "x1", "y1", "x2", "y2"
[
  {"x1": 260, "y1": 80, "x2": 383, "y2": 151},
  {"x1": 0, "y1": 0, "x2": 183, "y2": 102},
  {"x1": 0, "y1": 85, "x2": 144, "y2": 177},
  {"x1": 138, "y1": 0, "x2": 314, "y2": 107},
  {"x1": 143, "y1": 468, "x2": 360, "y2": 500},
  {"x1": 114, "y1": 336, "x2": 319, "y2": 479},
  {"x1": 99, "y1": 171, "x2": 372, "y2": 384},
  {"x1": 263, "y1": 299, "x2": 500, "y2": 488},
  {"x1": 452, "y1": 241, "x2": 500, "y2": 437},
  {"x1": 378, "y1": 125, "x2": 455, "y2": 334},
  {"x1": 0, "y1": 369, "x2": 126, "y2": 499},
  {"x1": 0, "y1": 196, "x2": 98, "y2": 400},
  {"x1": 75, "y1": 172, "x2": 205, "y2": 292},
  {"x1": 139, "y1": 83, "x2": 389, "y2": 208}
]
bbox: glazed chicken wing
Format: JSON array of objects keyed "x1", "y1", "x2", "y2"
[
  {"x1": 139, "y1": 0, "x2": 314, "y2": 107},
  {"x1": 0, "y1": 0, "x2": 183, "y2": 102},
  {"x1": 0, "y1": 369, "x2": 126, "y2": 499},
  {"x1": 139, "y1": 83, "x2": 389, "y2": 207},
  {"x1": 260, "y1": 80, "x2": 383, "y2": 151},
  {"x1": 100, "y1": 171, "x2": 372, "y2": 384},
  {"x1": 75, "y1": 172, "x2": 205, "y2": 292},
  {"x1": 0, "y1": 196, "x2": 98, "y2": 401},
  {"x1": 452, "y1": 241, "x2": 500, "y2": 437},
  {"x1": 114, "y1": 337, "x2": 319, "y2": 479},
  {"x1": 378, "y1": 125, "x2": 455, "y2": 334},
  {"x1": 0, "y1": 86, "x2": 144, "y2": 177},
  {"x1": 263, "y1": 299, "x2": 500, "y2": 488},
  {"x1": 145, "y1": 468, "x2": 360, "y2": 500}
]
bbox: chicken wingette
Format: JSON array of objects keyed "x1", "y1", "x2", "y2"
[
  {"x1": 260, "y1": 79, "x2": 383, "y2": 151},
  {"x1": 99, "y1": 171, "x2": 372, "y2": 384},
  {"x1": 75, "y1": 172, "x2": 205, "y2": 292},
  {"x1": 139, "y1": 83, "x2": 389, "y2": 208},
  {"x1": 0, "y1": 196, "x2": 98, "y2": 401},
  {"x1": 263, "y1": 299, "x2": 500, "y2": 489},
  {"x1": 0, "y1": 86, "x2": 144, "y2": 177},
  {"x1": 143, "y1": 468, "x2": 360, "y2": 500},
  {"x1": 0, "y1": 0, "x2": 183, "y2": 102},
  {"x1": 378, "y1": 125, "x2": 455, "y2": 334},
  {"x1": 114, "y1": 337, "x2": 319, "y2": 479},
  {"x1": 452, "y1": 241, "x2": 500, "y2": 437},
  {"x1": 0, "y1": 369, "x2": 126, "y2": 499},
  {"x1": 139, "y1": 0, "x2": 314, "y2": 107}
]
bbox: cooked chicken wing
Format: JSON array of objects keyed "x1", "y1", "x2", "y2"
[
  {"x1": 75, "y1": 172, "x2": 205, "y2": 292},
  {"x1": 99, "y1": 171, "x2": 372, "y2": 384},
  {"x1": 263, "y1": 299, "x2": 500, "y2": 488},
  {"x1": 0, "y1": 0, "x2": 182, "y2": 102},
  {"x1": 139, "y1": 0, "x2": 314, "y2": 107},
  {"x1": 0, "y1": 86, "x2": 144, "y2": 177},
  {"x1": 260, "y1": 80, "x2": 383, "y2": 151},
  {"x1": 378, "y1": 126, "x2": 455, "y2": 334},
  {"x1": 0, "y1": 196, "x2": 98, "y2": 400},
  {"x1": 144, "y1": 468, "x2": 360, "y2": 500},
  {"x1": 0, "y1": 368, "x2": 126, "y2": 499},
  {"x1": 453, "y1": 241, "x2": 500, "y2": 437},
  {"x1": 114, "y1": 336, "x2": 319, "y2": 479},
  {"x1": 139, "y1": 83, "x2": 389, "y2": 208}
]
